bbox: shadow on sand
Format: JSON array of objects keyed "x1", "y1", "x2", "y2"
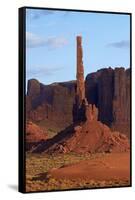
[{"x1": 32, "y1": 172, "x2": 50, "y2": 182}]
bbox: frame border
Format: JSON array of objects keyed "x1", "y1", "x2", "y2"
[
  {"x1": 19, "y1": 6, "x2": 132, "y2": 193},
  {"x1": 19, "y1": 7, "x2": 26, "y2": 193}
]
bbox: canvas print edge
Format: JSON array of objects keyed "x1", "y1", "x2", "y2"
[{"x1": 19, "y1": 6, "x2": 132, "y2": 193}]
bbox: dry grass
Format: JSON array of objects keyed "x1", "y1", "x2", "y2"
[{"x1": 26, "y1": 152, "x2": 129, "y2": 192}]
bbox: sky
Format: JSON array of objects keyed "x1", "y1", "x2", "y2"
[{"x1": 26, "y1": 8, "x2": 130, "y2": 85}]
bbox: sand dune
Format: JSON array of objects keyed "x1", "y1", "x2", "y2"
[{"x1": 49, "y1": 153, "x2": 130, "y2": 182}]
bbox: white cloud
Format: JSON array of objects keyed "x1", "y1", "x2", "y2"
[
  {"x1": 27, "y1": 9, "x2": 69, "y2": 20},
  {"x1": 27, "y1": 66, "x2": 63, "y2": 77},
  {"x1": 26, "y1": 32, "x2": 68, "y2": 49},
  {"x1": 107, "y1": 40, "x2": 130, "y2": 49}
]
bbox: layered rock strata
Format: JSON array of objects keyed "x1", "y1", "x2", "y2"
[{"x1": 30, "y1": 36, "x2": 130, "y2": 154}]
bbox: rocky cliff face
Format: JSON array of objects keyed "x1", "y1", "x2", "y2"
[
  {"x1": 112, "y1": 68, "x2": 130, "y2": 136},
  {"x1": 86, "y1": 67, "x2": 131, "y2": 137},
  {"x1": 26, "y1": 80, "x2": 76, "y2": 131},
  {"x1": 26, "y1": 67, "x2": 131, "y2": 138}
]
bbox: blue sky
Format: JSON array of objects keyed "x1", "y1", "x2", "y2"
[{"x1": 26, "y1": 8, "x2": 130, "y2": 85}]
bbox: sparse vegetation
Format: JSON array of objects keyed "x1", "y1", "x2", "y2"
[{"x1": 26, "y1": 152, "x2": 129, "y2": 192}]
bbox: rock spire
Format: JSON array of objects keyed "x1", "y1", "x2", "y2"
[{"x1": 76, "y1": 36, "x2": 85, "y2": 106}]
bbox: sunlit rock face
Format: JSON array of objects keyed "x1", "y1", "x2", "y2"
[{"x1": 26, "y1": 36, "x2": 130, "y2": 138}]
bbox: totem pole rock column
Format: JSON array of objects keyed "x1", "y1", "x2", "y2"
[
  {"x1": 76, "y1": 36, "x2": 98, "y2": 123},
  {"x1": 76, "y1": 36, "x2": 85, "y2": 107}
]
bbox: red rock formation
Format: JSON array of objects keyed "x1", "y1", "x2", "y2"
[
  {"x1": 32, "y1": 108, "x2": 129, "y2": 154},
  {"x1": 26, "y1": 81, "x2": 76, "y2": 131},
  {"x1": 26, "y1": 121, "x2": 47, "y2": 150},
  {"x1": 86, "y1": 67, "x2": 131, "y2": 137},
  {"x1": 26, "y1": 121, "x2": 47, "y2": 142},
  {"x1": 111, "y1": 68, "x2": 130, "y2": 137},
  {"x1": 27, "y1": 36, "x2": 130, "y2": 153},
  {"x1": 26, "y1": 42, "x2": 130, "y2": 138},
  {"x1": 27, "y1": 79, "x2": 41, "y2": 99},
  {"x1": 73, "y1": 36, "x2": 88, "y2": 122},
  {"x1": 97, "y1": 68, "x2": 114, "y2": 126},
  {"x1": 85, "y1": 104, "x2": 98, "y2": 121},
  {"x1": 76, "y1": 36, "x2": 85, "y2": 106}
]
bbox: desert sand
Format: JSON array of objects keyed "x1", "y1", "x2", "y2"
[{"x1": 49, "y1": 153, "x2": 130, "y2": 182}]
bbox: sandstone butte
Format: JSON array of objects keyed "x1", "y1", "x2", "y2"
[
  {"x1": 30, "y1": 36, "x2": 130, "y2": 154},
  {"x1": 26, "y1": 70, "x2": 130, "y2": 139}
]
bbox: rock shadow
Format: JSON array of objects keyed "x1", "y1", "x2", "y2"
[{"x1": 32, "y1": 172, "x2": 50, "y2": 182}]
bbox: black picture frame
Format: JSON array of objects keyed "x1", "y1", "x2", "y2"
[{"x1": 19, "y1": 6, "x2": 132, "y2": 193}]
